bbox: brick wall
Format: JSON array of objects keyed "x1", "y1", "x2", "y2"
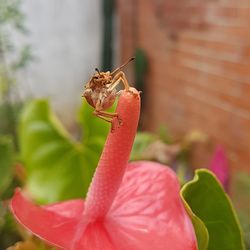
[{"x1": 117, "y1": 0, "x2": 250, "y2": 173}]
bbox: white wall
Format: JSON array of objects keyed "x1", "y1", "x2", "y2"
[{"x1": 17, "y1": 0, "x2": 102, "y2": 130}]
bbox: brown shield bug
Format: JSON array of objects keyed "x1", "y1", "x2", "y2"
[{"x1": 82, "y1": 57, "x2": 134, "y2": 130}]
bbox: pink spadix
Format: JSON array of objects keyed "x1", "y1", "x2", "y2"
[{"x1": 11, "y1": 88, "x2": 197, "y2": 250}]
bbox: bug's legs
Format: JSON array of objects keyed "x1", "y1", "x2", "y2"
[
  {"x1": 97, "y1": 110, "x2": 119, "y2": 118},
  {"x1": 95, "y1": 98, "x2": 119, "y2": 119},
  {"x1": 94, "y1": 99, "x2": 123, "y2": 129},
  {"x1": 94, "y1": 110, "x2": 122, "y2": 125},
  {"x1": 93, "y1": 110, "x2": 122, "y2": 132},
  {"x1": 109, "y1": 71, "x2": 130, "y2": 91},
  {"x1": 108, "y1": 79, "x2": 121, "y2": 92},
  {"x1": 93, "y1": 111, "x2": 114, "y2": 131},
  {"x1": 93, "y1": 111, "x2": 112, "y2": 123},
  {"x1": 99, "y1": 110, "x2": 123, "y2": 125},
  {"x1": 95, "y1": 100, "x2": 120, "y2": 120}
]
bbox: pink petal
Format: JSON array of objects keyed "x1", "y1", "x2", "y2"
[
  {"x1": 11, "y1": 162, "x2": 197, "y2": 250},
  {"x1": 10, "y1": 189, "x2": 84, "y2": 249},
  {"x1": 107, "y1": 161, "x2": 197, "y2": 250}
]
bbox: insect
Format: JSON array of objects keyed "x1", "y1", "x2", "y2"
[{"x1": 82, "y1": 57, "x2": 134, "y2": 129}]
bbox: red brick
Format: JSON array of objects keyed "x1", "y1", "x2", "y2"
[{"x1": 117, "y1": 0, "x2": 250, "y2": 173}]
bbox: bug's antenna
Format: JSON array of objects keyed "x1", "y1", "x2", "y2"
[
  {"x1": 95, "y1": 68, "x2": 101, "y2": 76},
  {"x1": 111, "y1": 57, "x2": 135, "y2": 76}
]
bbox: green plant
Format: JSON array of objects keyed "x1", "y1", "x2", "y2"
[
  {"x1": 0, "y1": 136, "x2": 14, "y2": 197},
  {"x1": 0, "y1": 0, "x2": 33, "y2": 146},
  {"x1": 11, "y1": 89, "x2": 200, "y2": 249},
  {"x1": 11, "y1": 90, "x2": 246, "y2": 250},
  {"x1": 18, "y1": 99, "x2": 112, "y2": 203},
  {"x1": 0, "y1": 0, "x2": 33, "y2": 92},
  {"x1": 0, "y1": 2, "x2": 33, "y2": 247},
  {"x1": 182, "y1": 169, "x2": 245, "y2": 249}
]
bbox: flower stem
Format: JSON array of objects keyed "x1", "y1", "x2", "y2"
[{"x1": 84, "y1": 88, "x2": 140, "y2": 221}]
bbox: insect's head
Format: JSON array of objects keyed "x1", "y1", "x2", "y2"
[
  {"x1": 84, "y1": 57, "x2": 135, "y2": 90},
  {"x1": 86, "y1": 68, "x2": 111, "y2": 89}
]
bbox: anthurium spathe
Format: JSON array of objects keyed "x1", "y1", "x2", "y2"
[{"x1": 11, "y1": 88, "x2": 197, "y2": 250}]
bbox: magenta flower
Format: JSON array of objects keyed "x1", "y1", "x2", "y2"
[
  {"x1": 11, "y1": 89, "x2": 197, "y2": 250},
  {"x1": 209, "y1": 145, "x2": 230, "y2": 192}
]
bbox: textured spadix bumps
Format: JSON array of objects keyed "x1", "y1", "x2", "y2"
[{"x1": 11, "y1": 88, "x2": 197, "y2": 250}]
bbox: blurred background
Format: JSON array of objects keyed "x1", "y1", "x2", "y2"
[{"x1": 0, "y1": 0, "x2": 250, "y2": 249}]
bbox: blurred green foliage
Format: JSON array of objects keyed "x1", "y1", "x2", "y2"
[
  {"x1": 0, "y1": 0, "x2": 33, "y2": 100},
  {"x1": 130, "y1": 132, "x2": 156, "y2": 161},
  {"x1": 0, "y1": 3, "x2": 248, "y2": 248},
  {"x1": 0, "y1": 0, "x2": 33, "y2": 146},
  {"x1": 0, "y1": 102, "x2": 22, "y2": 149},
  {"x1": 232, "y1": 172, "x2": 250, "y2": 249},
  {"x1": 19, "y1": 99, "x2": 111, "y2": 204},
  {"x1": 0, "y1": 203, "x2": 21, "y2": 249},
  {"x1": 0, "y1": 137, "x2": 14, "y2": 196},
  {"x1": 0, "y1": 2, "x2": 33, "y2": 248},
  {"x1": 1, "y1": 98, "x2": 249, "y2": 250}
]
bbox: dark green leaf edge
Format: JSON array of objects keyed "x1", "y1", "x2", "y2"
[
  {"x1": 181, "y1": 169, "x2": 246, "y2": 250},
  {"x1": 181, "y1": 180, "x2": 209, "y2": 250}
]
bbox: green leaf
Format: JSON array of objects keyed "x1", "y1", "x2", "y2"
[
  {"x1": 0, "y1": 136, "x2": 14, "y2": 196},
  {"x1": 78, "y1": 100, "x2": 111, "y2": 147},
  {"x1": 19, "y1": 99, "x2": 110, "y2": 204},
  {"x1": 130, "y1": 132, "x2": 156, "y2": 161},
  {"x1": 181, "y1": 169, "x2": 245, "y2": 250},
  {"x1": 157, "y1": 125, "x2": 173, "y2": 144},
  {"x1": 181, "y1": 187, "x2": 209, "y2": 250}
]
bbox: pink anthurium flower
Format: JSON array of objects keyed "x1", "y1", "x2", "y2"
[
  {"x1": 209, "y1": 145, "x2": 230, "y2": 192},
  {"x1": 11, "y1": 88, "x2": 197, "y2": 250}
]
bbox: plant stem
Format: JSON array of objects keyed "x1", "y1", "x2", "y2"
[{"x1": 84, "y1": 88, "x2": 140, "y2": 221}]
